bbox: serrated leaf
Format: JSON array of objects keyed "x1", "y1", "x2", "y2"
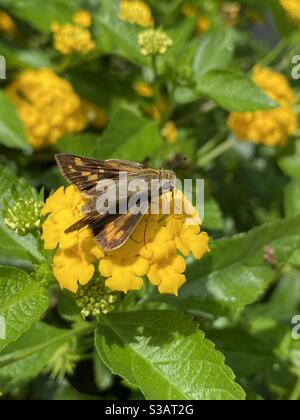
[
  {"x1": 0, "y1": 164, "x2": 45, "y2": 268},
  {"x1": 93, "y1": 108, "x2": 163, "y2": 161},
  {"x1": 0, "y1": 322, "x2": 71, "y2": 393},
  {"x1": 196, "y1": 70, "x2": 278, "y2": 112},
  {"x1": 193, "y1": 29, "x2": 235, "y2": 77},
  {"x1": 0, "y1": 91, "x2": 30, "y2": 152},
  {"x1": 161, "y1": 216, "x2": 300, "y2": 317},
  {"x1": 0, "y1": 267, "x2": 48, "y2": 353},
  {"x1": 95, "y1": 311, "x2": 245, "y2": 400}
]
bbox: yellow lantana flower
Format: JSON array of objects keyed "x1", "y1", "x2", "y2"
[
  {"x1": 42, "y1": 186, "x2": 210, "y2": 296},
  {"x1": 51, "y1": 12, "x2": 95, "y2": 55},
  {"x1": 119, "y1": 0, "x2": 154, "y2": 27},
  {"x1": 6, "y1": 69, "x2": 87, "y2": 150},
  {"x1": 73, "y1": 10, "x2": 93, "y2": 28},
  {"x1": 280, "y1": 0, "x2": 300, "y2": 25},
  {"x1": 161, "y1": 121, "x2": 178, "y2": 144},
  {"x1": 197, "y1": 16, "x2": 211, "y2": 34},
  {"x1": 0, "y1": 10, "x2": 15, "y2": 34},
  {"x1": 134, "y1": 81, "x2": 155, "y2": 98},
  {"x1": 228, "y1": 66, "x2": 297, "y2": 146},
  {"x1": 82, "y1": 100, "x2": 108, "y2": 129}
]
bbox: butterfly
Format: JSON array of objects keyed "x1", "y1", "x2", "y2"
[{"x1": 55, "y1": 154, "x2": 176, "y2": 251}]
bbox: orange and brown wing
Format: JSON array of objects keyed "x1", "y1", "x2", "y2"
[{"x1": 55, "y1": 154, "x2": 146, "y2": 197}]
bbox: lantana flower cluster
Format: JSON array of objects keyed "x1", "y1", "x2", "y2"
[
  {"x1": 51, "y1": 10, "x2": 95, "y2": 55},
  {"x1": 41, "y1": 186, "x2": 209, "y2": 296},
  {"x1": 138, "y1": 29, "x2": 173, "y2": 56},
  {"x1": 119, "y1": 0, "x2": 154, "y2": 27},
  {"x1": 0, "y1": 10, "x2": 15, "y2": 35},
  {"x1": 228, "y1": 66, "x2": 297, "y2": 146},
  {"x1": 6, "y1": 69, "x2": 87, "y2": 150},
  {"x1": 280, "y1": 0, "x2": 300, "y2": 25}
]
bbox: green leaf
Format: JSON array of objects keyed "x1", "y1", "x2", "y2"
[
  {"x1": 0, "y1": 163, "x2": 45, "y2": 268},
  {"x1": 0, "y1": 267, "x2": 48, "y2": 353},
  {"x1": 8, "y1": 0, "x2": 79, "y2": 32},
  {"x1": 54, "y1": 383, "x2": 103, "y2": 400},
  {"x1": 206, "y1": 328, "x2": 276, "y2": 379},
  {"x1": 285, "y1": 180, "x2": 300, "y2": 217},
  {"x1": 193, "y1": 29, "x2": 235, "y2": 77},
  {"x1": 162, "y1": 216, "x2": 300, "y2": 316},
  {"x1": 0, "y1": 91, "x2": 30, "y2": 152},
  {"x1": 95, "y1": 0, "x2": 147, "y2": 66},
  {"x1": 196, "y1": 70, "x2": 278, "y2": 112},
  {"x1": 57, "y1": 133, "x2": 98, "y2": 158},
  {"x1": 0, "y1": 41, "x2": 52, "y2": 69},
  {"x1": 0, "y1": 322, "x2": 71, "y2": 393},
  {"x1": 279, "y1": 141, "x2": 300, "y2": 180},
  {"x1": 204, "y1": 199, "x2": 224, "y2": 230},
  {"x1": 245, "y1": 273, "x2": 300, "y2": 324},
  {"x1": 93, "y1": 108, "x2": 163, "y2": 161},
  {"x1": 94, "y1": 351, "x2": 113, "y2": 392},
  {"x1": 95, "y1": 311, "x2": 245, "y2": 400}
]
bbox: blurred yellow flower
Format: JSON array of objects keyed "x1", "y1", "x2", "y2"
[
  {"x1": 6, "y1": 69, "x2": 87, "y2": 150},
  {"x1": 42, "y1": 186, "x2": 209, "y2": 296},
  {"x1": 228, "y1": 66, "x2": 297, "y2": 146},
  {"x1": 73, "y1": 10, "x2": 93, "y2": 28},
  {"x1": 197, "y1": 16, "x2": 211, "y2": 34},
  {"x1": 82, "y1": 100, "x2": 108, "y2": 129},
  {"x1": 119, "y1": 0, "x2": 154, "y2": 27},
  {"x1": 134, "y1": 81, "x2": 155, "y2": 98},
  {"x1": 0, "y1": 10, "x2": 15, "y2": 34},
  {"x1": 161, "y1": 121, "x2": 178, "y2": 144},
  {"x1": 51, "y1": 21, "x2": 95, "y2": 55},
  {"x1": 146, "y1": 97, "x2": 167, "y2": 122},
  {"x1": 280, "y1": 0, "x2": 300, "y2": 25},
  {"x1": 222, "y1": 2, "x2": 240, "y2": 27},
  {"x1": 181, "y1": 3, "x2": 198, "y2": 18}
]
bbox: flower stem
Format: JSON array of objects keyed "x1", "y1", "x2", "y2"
[
  {"x1": 198, "y1": 137, "x2": 236, "y2": 167},
  {"x1": 151, "y1": 55, "x2": 161, "y2": 104},
  {"x1": 258, "y1": 39, "x2": 287, "y2": 67},
  {"x1": 197, "y1": 130, "x2": 228, "y2": 158}
]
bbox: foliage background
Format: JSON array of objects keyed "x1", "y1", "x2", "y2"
[{"x1": 0, "y1": 0, "x2": 300, "y2": 400}]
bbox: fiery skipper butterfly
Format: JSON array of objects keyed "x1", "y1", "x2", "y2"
[{"x1": 55, "y1": 154, "x2": 176, "y2": 251}]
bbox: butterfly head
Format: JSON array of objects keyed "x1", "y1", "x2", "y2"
[{"x1": 159, "y1": 169, "x2": 177, "y2": 194}]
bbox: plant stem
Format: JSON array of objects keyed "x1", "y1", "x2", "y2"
[
  {"x1": 198, "y1": 137, "x2": 236, "y2": 167},
  {"x1": 258, "y1": 39, "x2": 287, "y2": 67},
  {"x1": 0, "y1": 323, "x2": 95, "y2": 369},
  {"x1": 197, "y1": 130, "x2": 228, "y2": 158},
  {"x1": 151, "y1": 55, "x2": 161, "y2": 105},
  {"x1": 290, "y1": 376, "x2": 300, "y2": 401}
]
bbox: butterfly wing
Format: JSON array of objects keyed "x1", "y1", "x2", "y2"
[
  {"x1": 65, "y1": 209, "x2": 146, "y2": 251},
  {"x1": 55, "y1": 154, "x2": 147, "y2": 198},
  {"x1": 94, "y1": 211, "x2": 146, "y2": 251}
]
